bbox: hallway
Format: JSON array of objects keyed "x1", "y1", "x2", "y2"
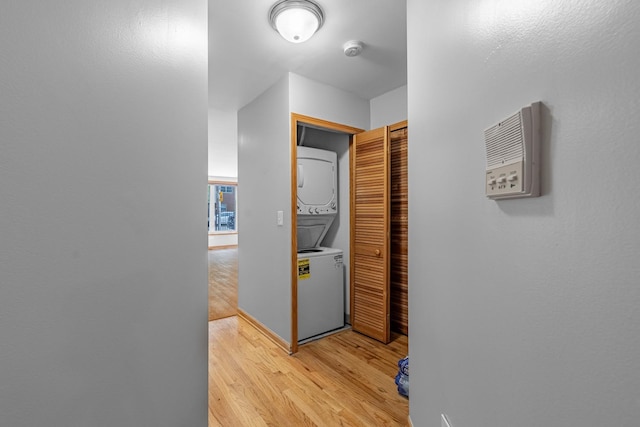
[
  {"x1": 208, "y1": 248, "x2": 238, "y2": 321},
  {"x1": 208, "y1": 316, "x2": 409, "y2": 426},
  {"x1": 208, "y1": 248, "x2": 409, "y2": 425}
]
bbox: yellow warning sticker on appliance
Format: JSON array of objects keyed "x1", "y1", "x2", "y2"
[{"x1": 298, "y1": 259, "x2": 310, "y2": 280}]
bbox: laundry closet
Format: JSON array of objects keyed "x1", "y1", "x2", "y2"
[
  {"x1": 292, "y1": 116, "x2": 408, "y2": 346},
  {"x1": 295, "y1": 123, "x2": 351, "y2": 344}
]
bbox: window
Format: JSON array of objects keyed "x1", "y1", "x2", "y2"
[{"x1": 208, "y1": 182, "x2": 237, "y2": 233}]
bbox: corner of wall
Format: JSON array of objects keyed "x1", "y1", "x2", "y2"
[
  {"x1": 237, "y1": 74, "x2": 292, "y2": 344},
  {"x1": 288, "y1": 73, "x2": 369, "y2": 130},
  {"x1": 369, "y1": 85, "x2": 408, "y2": 129}
]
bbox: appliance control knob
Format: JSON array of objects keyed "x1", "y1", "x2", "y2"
[
  {"x1": 308, "y1": 207, "x2": 313, "y2": 214},
  {"x1": 314, "y1": 208, "x2": 319, "y2": 213}
]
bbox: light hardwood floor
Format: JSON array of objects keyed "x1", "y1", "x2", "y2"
[
  {"x1": 208, "y1": 247, "x2": 238, "y2": 321},
  {"x1": 208, "y1": 246, "x2": 409, "y2": 425},
  {"x1": 209, "y1": 316, "x2": 409, "y2": 426}
]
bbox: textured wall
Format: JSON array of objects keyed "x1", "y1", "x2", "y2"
[
  {"x1": 208, "y1": 108, "x2": 238, "y2": 247},
  {"x1": 0, "y1": 1, "x2": 208, "y2": 426},
  {"x1": 208, "y1": 108, "x2": 238, "y2": 178},
  {"x1": 289, "y1": 73, "x2": 370, "y2": 131},
  {"x1": 238, "y1": 75, "x2": 292, "y2": 342},
  {"x1": 370, "y1": 85, "x2": 408, "y2": 129},
  {"x1": 407, "y1": 0, "x2": 640, "y2": 426}
]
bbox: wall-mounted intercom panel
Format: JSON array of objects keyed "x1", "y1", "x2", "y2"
[{"x1": 485, "y1": 102, "x2": 541, "y2": 200}]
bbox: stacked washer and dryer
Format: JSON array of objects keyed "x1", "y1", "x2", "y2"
[{"x1": 296, "y1": 146, "x2": 345, "y2": 342}]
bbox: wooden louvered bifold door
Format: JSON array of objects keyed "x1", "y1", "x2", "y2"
[
  {"x1": 351, "y1": 126, "x2": 390, "y2": 344},
  {"x1": 390, "y1": 125, "x2": 408, "y2": 335}
]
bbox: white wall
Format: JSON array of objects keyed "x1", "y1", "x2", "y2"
[
  {"x1": 370, "y1": 85, "x2": 408, "y2": 129},
  {"x1": 237, "y1": 75, "x2": 291, "y2": 342},
  {"x1": 208, "y1": 233, "x2": 238, "y2": 248},
  {"x1": 208, "y1": 108, "x2": 238, "y2": 177},
  {"x1": 208, "y1": 109, "x2": 238, "y2": 247},
  {"x1": 289, "y1": 73, "x2": 370, "y2": 130},
  {"x1": 407, "y1": 1, "x2": 640, "y2": 426},
  {"x1": 0, "y1": 1, "x2": 208, "y2": 427}
]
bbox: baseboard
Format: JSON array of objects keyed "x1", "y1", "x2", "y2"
[
  {"x1": 237, "y1": 308, "x2": 291, "y2": 354},
  {"x1": 208, "y1": 244, "x2": 238, "y2": 250}
]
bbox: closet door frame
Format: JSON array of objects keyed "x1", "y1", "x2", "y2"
[
  {"x1": 289, "y1": 113, "x2": 363, "y2": 354},
  {"x1": 388, "y1": 120, "x2": 409, "y2": 335}
]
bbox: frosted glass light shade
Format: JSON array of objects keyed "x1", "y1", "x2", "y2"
[
  {"x1": 269, "y1": 0, "x2": 324, "y2": 44},
  {"x1": 275, "y1": 8, "x2": 318, "y2": 43}
]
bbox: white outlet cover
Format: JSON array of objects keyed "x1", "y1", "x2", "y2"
[{"x1": 441, "y1": 413, "x2": 452, "y2": 427}]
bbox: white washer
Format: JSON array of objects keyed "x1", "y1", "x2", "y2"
[{"x1": 297, "y1": 247, "x2": 345, "y2": 341}]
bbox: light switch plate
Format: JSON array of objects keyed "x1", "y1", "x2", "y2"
[
  {"x1": 441, "y1": 413, "x2": 452, "y2": 427},
  {"x1": 277, "y1": 210, "x2": 283, "y2": 226}
]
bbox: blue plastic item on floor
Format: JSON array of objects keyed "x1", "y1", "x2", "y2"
[{"x1": 394, "y1": 356, "x2": 409, "y2": 397}]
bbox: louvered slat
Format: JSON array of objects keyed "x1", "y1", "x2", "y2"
[
  {"x1": 390, "y1": 126, "x2": 409, "y2": 335},
  {"x1": 352, "y1": 127, "x2": 390, "y2": 343}
]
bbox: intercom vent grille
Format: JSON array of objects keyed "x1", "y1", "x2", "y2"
[{"x1": 485, "y1": 110, "x2": 524, "y2": 168}]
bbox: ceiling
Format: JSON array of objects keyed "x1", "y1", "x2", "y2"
[{"x1": 208, "y1": 0, "x2": 407, "y2": 112}]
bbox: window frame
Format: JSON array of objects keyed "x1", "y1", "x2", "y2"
[{"x1": 208, "y1": 180, "x2": 238, "y2": 235}]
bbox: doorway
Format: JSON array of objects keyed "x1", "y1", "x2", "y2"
[
  {"x1": 290, "y1": 114, "x2": 409, "y2": 353},
  {"x1": 290, "y1": 114, "x2": 363, "y2": 353}
]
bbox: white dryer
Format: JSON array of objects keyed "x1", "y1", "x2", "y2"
[
  {"x1": 296, "y1": 146, "x2": 338, "y2": 250},
  {"x1": 297, "y1": 146, "x2": 338, "y2": 216}
]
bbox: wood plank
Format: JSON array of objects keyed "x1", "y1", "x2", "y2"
[
  {"x1": 237, "y1": 308, "x2": 291, "y2": 354},
  {"x1": 390, "y1": 126, "x2": 409, "y2": 335},
  {"x1": 352, "y1": 126, "x2": 391, "y2": 343},
  {"x1": 209, "y1": 316, "x2": 409, "y2": 426},
  {"x1": 208, "y1": 248, "x2": 238, "y2": 321},
  {"x1": 291, "y1": 112, "x2": 299, "y2": 354}
]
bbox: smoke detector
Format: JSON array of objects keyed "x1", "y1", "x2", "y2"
[{"x1": 343, "y1": 40, "x2": 363, "y2": 57}]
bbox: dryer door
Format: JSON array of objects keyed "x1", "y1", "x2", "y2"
[{"x1": 297, "y1": 155, "x2": 337, "y2": 214}]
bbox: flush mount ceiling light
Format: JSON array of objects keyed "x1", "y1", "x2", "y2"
[{"x1": 269, "y1": 0, "x2": 324, "y2": 44}]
